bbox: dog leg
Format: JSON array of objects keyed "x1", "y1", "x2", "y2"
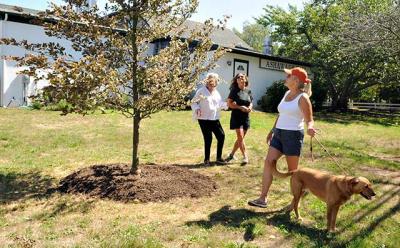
[
  {"x1": 327, "y1": 205, "x2": 333, "y2": 232},
  {"x1": 291, "y1": 181, "x2": 304, "y2": 221},
  {"x1": 330, "y1": 205, "x2": 340, "y2": 232}
]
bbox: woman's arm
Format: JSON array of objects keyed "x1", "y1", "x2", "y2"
[
  {"x1": 266, "y1": 115, "x2": 279, "y2": 144},
  {"x1": 299, "y1": 95, "x2": 316, "y2": 137},
  {"x1": 191, "y1": 88, "x2": 203, "y2": 117},
  {"x1": 227, "y1": 98, "x2": 249, "y2": 112}
]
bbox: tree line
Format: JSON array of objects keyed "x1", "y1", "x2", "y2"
[{"x1": 236, "y1": 0, "x2": 400, "y2": 110}]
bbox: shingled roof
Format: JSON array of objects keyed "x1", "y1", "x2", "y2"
[
  {"x1": 0, "y1": 4, "x2": 41, "y2": 16},
  {"x1": 180, "y1": 20, "x2": 253, "y2": 50}
]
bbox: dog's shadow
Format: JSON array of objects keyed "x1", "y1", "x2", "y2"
[
  {"x1": 267, "y1": 210, "x2": 333, "y2": 244},
  {"x1": 186, "y1": 205, "x2": 330, "y2": 243}
]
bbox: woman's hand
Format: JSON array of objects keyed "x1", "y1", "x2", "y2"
[
  {"x1": 307, "y1": 127, "x2": 316, "y2": 137},
  {"x1": 240, "y1": 106, "x2": 251, "y2": 113},
  {"x1": 196, "y1": 109, "x2": 202, "y2": 117},
  {"x1": 266, "y1": 130, "x2": 273, "y2": 145}
]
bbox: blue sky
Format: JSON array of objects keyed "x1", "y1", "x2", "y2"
[{"x1": 0, "y1": 0, "x2": 305, "y2": 31}]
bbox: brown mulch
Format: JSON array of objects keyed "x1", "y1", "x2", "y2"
[{"x1": 57, "y1": 164, "x2": 217, "y2": 203}]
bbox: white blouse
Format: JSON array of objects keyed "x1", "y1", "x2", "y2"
[{"x1": 191, "y1": 86, "x2": 227, "y2": 120}]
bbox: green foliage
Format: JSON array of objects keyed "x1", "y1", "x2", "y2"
[
  {"x1": 257, "y1": 80, "x2": 286, "y2": 113},
  {"x1": 310, "y1": 79, "x2": 328, "y2": 111},
  {"x1": 379, "y1": 84, "x2": 400, "y2": 103},
  {"x1": 43, "y1": 99, "x2": 72, "y2": 112},
  {"x1": 256, "y1": 0, "x2": 399, "y2": 110},
  {"x1": 30, "y1": 100, "x2": 43, "y2": 110},
  {"x1": 233, "y1": 22, "x2": 270, "y2": 52}
]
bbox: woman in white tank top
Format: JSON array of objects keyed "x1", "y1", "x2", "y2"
[{"x1": 248, "y1": 67, "x2": 316, "y2": 208}]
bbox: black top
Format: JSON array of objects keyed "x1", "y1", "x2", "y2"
[{"x1": 228, "y1": 87, "x2": 253, "y2": 119}]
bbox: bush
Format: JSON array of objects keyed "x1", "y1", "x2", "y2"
[
  {"x1": 309, "y1": 79, "x2": 328, "y2": 112},
  {"x1": 30, "y1": 100, "x2": 43, "y2": 110},
  {"x1": 257, "y1": 80, "x2": 287, "y2": 113},
  {"x1": 258, "y1": 79, "x2": 328, "y2": 112},
  {"x1": 43, "y1": 99, "x2": 72, "y2": 112}
]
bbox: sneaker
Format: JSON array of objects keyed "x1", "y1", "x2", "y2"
[
  {"x1": 248, "y1": 199, "x2": 267, "y2": 208},
  {"x1": 241, "y1": 156, "x2": 249, "y2": 165},
  {"x1": 225, "y1": 153, "x2": 236, "y2": 162},
  {"x1": 203, "y1": 160, "x2": 211, "y2": 166},
  {"x1": 216, "y1": 158, "x2": 227, "y2": 166}
]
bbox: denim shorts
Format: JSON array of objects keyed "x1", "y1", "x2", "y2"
[{"x1": 270, "y1": 128, "x2": 304, "y2": 156}]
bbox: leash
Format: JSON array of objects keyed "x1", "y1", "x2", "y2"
[{"x1": 310, "y1": 135, "x2": 350, "y2": 175}]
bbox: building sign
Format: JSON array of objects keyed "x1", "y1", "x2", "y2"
[
  {"x1": 259, "y1": 58, "x2": 296, "y2": 71},
  {"x1": 233, "y1": 59, "x2": 249, "y2": 77}
]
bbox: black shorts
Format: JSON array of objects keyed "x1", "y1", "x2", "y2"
[
  {"x1": 230, "y1": 115, "x2": 250, "y2": 130},
  {"x1": 270, "y1": 128, "x2": 304, "y2": 156}
]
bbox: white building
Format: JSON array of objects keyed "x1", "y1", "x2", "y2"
[{"x1": 0, "y1": 4, "x2": 311, "y2": 108}]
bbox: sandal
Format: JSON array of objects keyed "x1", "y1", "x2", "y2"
[{"x1": 248, "y1": 199, "x2": 267, "y2": 208}]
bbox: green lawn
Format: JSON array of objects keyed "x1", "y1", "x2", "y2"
[{"x1": 0, "y1": 108, "x2": 399, "y2": 247}]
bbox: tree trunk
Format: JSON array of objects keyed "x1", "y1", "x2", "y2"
[
  {"x1": 131, "y1": 114, "x2": 141, "y2": 174},
  {"x1": 331, "y1": 94, "x2": 349, "y2": 111},
  {"x1": 129, "y1": 5, "x2": 140, "y2": 174}
]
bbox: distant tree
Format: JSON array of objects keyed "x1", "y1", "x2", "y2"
[
  {"x1": 337, "y1": 1, "x2": 400, "y2": 103},
  {"x1": 257, "y1": 0, "x2": 397, "y2": 110},
  {"x1": 1, "y1": 0, "x2": 227, "y2": 174},
  {"x1": 233, "y1": 21, "x2": 270, "y2": 52}
]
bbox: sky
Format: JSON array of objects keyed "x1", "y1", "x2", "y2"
[{"x1": 0, "y1": 0, "x2": 305, "y2": 31}]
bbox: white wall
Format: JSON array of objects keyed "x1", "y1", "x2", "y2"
[
  {"x1": 212, "y1": 52, "x2": 306, "y2": 107},
  {"x1": 0, "y1": 20, "x2": 77, "y2": 107}
]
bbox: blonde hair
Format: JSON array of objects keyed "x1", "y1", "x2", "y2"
[
  {"x1": 304, "y1": 83, "x2": 312, "y2": 97},
  {"x1": 298, "y1": 82, "x2": 312, "y2": 97},
  {"x1": 203, "y1": 72, "x2": 220, "y2": 85}
]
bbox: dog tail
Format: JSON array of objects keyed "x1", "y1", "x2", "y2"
[{"x1": 271, "y1": 163, "x2": 294, "y2": 178}]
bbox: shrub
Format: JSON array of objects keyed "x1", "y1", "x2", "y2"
[
  {"x1": 30, "y1": 100, "x2": 43, "y2": 110},
  {"x1": 258, "y1": 79, "x2": 328, "y2": 112},
  {"x1": 257, "y1": 80, "x2": 286, "y2": 113}
]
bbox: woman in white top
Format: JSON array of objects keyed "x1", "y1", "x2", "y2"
[
  {"x1": 191, "y1": 73, "x2": 228, "y2": 166},
  {"x1": 248, "y1": 67, "x2": 316, "y2": 208}
]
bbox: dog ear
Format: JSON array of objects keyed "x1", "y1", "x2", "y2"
[{"x1": 350, "y1": 177, "x2": 360, "y2": 185}]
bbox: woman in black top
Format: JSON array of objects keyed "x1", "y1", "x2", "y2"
[{"x1": 226, "y1": 73, "x2": 253, "y2": 165}]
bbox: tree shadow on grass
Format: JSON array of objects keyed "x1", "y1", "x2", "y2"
[
  {"x1": 173, "y1": 162, "x2": 228, "y2": 169},
  {"x1": 330, "y1": 183, "x2": 400, "y2": 247},
  {"x1": 331, "y1": 201, "x2": 400, "y2": 248},
  {"x1": 0, "y1": 171, "x2": 57, "y2": 204},
  {"x1": 268, "y1": 211, "x2": 332, "y2": 247},
  {"x1": 1, "y1": 171, "x2": 98, "y2": 219},
  {"x1": 315, "y1": 112, "x2": 399, "y2": 126},
  {"x1": 186, "y1": 205, "x2": 319, "y2": 242}
]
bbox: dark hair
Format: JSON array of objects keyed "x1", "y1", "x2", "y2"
[{"x1": 230, "y1": 73, "x2": 249, "y2": 90}]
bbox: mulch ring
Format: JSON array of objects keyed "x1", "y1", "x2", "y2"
[{"x1": 57, "y1": 164, "x2": 217, "y2": 203}]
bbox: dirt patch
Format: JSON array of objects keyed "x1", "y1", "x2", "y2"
[
  {"x1": 370, "y1": 154, "x2": 400, "y2": 163},
  {"x1": 57, "y1": 164, "x2": 217, "y2": 202},
  {"x1": 360, "y1": 166, "x2": 400, "y2": 185}
]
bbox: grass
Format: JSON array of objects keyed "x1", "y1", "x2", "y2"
[{"x1": 0, "y1": 108, "x2": 399, "y2": 247}]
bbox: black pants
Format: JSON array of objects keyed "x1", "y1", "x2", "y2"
[{"x1": 198, "y1": 119, "x2": 225, "y2": 161}]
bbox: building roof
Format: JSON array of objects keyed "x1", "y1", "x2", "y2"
[
  {"x1": 231, "y1": 47, "x2": 311, "y2": 67},
  {"x1": 180, "y1": 20, "x2": 253, "y2": 50},
  {"x1": 0, "y1": 4, "x2": 41, "y2": 17},
  {"x1": 0, "y1": 3, "x2": 311, "y2": 67}
]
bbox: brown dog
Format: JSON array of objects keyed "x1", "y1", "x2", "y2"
[{"x1": 272, "y1": 166, "x2": 376, "y2": 232}]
